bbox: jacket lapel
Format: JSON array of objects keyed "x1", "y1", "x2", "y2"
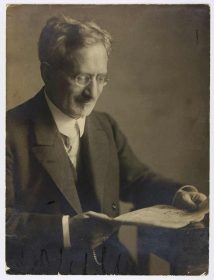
[
  {"x1": 31, "y1": 91, "x2": 82, "y2": 214},
  {"x1": 81, "y1": 114, "x2": 110, "y2": 211}
]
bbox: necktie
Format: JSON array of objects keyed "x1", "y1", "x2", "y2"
[{"x1": 62, "y1": 121, "x2": 80, "y2": 168}]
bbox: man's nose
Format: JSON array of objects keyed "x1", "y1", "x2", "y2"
[{"x1": 83, "y1": 78, "x2": 99, "y2": 100}]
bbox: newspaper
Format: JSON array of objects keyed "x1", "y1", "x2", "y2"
[
  {"x1": 89, "y1": 199, "x2": 209, "y2": 229},
  {"x1": 114, "y1": 198, "x2": 209, "y2": 229}
]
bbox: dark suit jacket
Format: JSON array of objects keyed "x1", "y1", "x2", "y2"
[{"x1": 6, "y1": 88, "x2": 181, "y2": 274}]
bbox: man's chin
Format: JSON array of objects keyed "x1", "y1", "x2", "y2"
[
  {"x1": 78, "y1": 103, "x2": 95, "y2": 117},
  {"x1": 68, "y1": 106, "x2": 94, "y2": 119}
]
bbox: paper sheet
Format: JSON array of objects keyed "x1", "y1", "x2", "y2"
[
  {"x1": 114, "y1": 198, "x2": 209, "y2": 228},
  {"x1": 89, "y1": 199, "x2": 209, "y2": 229}
]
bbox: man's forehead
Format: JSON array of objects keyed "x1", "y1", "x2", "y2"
[{"x1": 64, "y1": 43, "x2": 108, "y2": 73}]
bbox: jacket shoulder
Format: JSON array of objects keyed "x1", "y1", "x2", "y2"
[
  {"x1": 7, "y1": 90, "x2": 44, "y2": 124},
  {"x1": 90, "y1": 111, "x2": 118, "y2": 128},
  {"x1": 89, "y1": 111, "x2": 124, "y2": 144}
]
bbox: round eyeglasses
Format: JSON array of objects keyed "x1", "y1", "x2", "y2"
[
  {"x1": 41, "y1": 62, "x2": 109, "y2": 88},
  {"x1": 73, "y1": 73, "x2": 109, "y2": 87}
]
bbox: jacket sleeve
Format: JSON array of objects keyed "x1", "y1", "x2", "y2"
[
  {"x1": 103, "y1": 113, "x2": 182, "y2": 208},
  {"x1": 6, "y1": 127, "x2": 64, "y2": 273}
]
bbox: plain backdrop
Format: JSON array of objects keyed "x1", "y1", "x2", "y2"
[{"x1": 6, "y1": 4, "x2": 210, "y2": 265}]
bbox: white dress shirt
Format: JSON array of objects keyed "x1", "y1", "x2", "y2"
[
  {"x1": 45, "y1": 92, "x2": 85, "y2": 248},
  {"x1": 45, "y1": 92, "x2": 85, "y2": 166}
]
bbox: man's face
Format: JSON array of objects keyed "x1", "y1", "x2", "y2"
[{"x1": 46, "y1": 43, "x2": 108, "y2": 119}]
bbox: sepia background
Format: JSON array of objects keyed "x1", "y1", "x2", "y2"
[{"x1": 6, "y1": 4, "x2": 210, "y2": 270}]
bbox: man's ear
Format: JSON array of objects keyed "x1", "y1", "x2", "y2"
[{"x1": 40, "y1": 62, "x2": 52, "y2": 83}]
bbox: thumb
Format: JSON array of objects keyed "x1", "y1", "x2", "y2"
[
  {"x1": 173, "y1": 191, "x2": 198, "y2": 211},
  {"x1": 182, "y1": 192, "x2": 198, "y2": 211}
]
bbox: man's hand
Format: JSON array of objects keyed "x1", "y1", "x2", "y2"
[
  {"x1": 69, "y1": 211, "x2": 119, "y2": 249},
  {"x1": 172, "y1": 185, "x2": 207, "y2": 211}
]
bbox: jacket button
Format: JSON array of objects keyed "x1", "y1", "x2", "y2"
[{"x1": 112, "y1": 202, "x2": 117, "y2": 210}]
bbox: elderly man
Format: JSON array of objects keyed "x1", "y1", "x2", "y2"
[{"x1": 6, "y1": 16, "x2": 207, "y2": 275}]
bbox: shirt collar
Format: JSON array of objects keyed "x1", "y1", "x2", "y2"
[{"x1": 44, "y1": 91, "x2": 85, "y2": 138}]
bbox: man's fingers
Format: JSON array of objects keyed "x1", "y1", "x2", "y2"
[
  {"x1": 173, "y1": 190, "x2": 207, "y2": 211},
  {"x1": 173, "y1": 191, "x2": 197, "y2": 211},
  {"x1": 86, "y1": 211, "x2": 112, "y2": 221},
  {"x1": 182, "y1": 192, "x2": 198, "y2": 210},
  {"x1": 191, "y1": 192, "x2": 207, "y2": 205}
]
